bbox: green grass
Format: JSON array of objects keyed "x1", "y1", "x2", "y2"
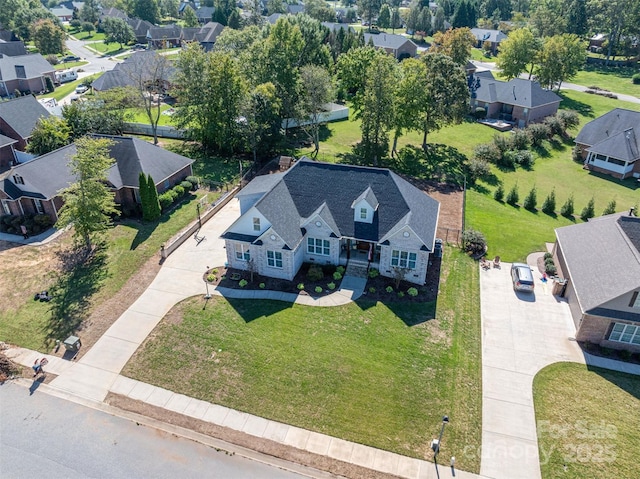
[
  {"x1": 75, "y1": 31, "x2": 107, "y2": 41},
  {"x1": 570, "y1": 67, "x2": 640, "y2": 98},
  {"x1": 470, "y1": 48, "x2": 496, "y2": 62},
  {"x1": 54, "y1": 61, "x2": 89, "y2": 70},
  {"x1": 123, "y1": 249, "x2": 482, "y2": 472},
  {"x1": 40, "y1": 78, "x2": 85, "y2": 101},
  {"x1": 85, "y1": 41, "x2": 127, "y2": 56},
  {"x1": 533, "y1": 362, "x2": 640, "y2": 479},
  {"x1": 125, "y1": 104, "x2": 174, "y2": 126},
  {"x1": 0, "y1": 191, "x2": 212, "y2": 351}
]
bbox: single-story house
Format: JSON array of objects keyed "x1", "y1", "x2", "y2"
[
  {"x1": 0, "y1": 41, "x2": 27, "y2": 57},
  {"x1": 0, "y1": 53, "x2": 56, "y2": 98},
  {"x1": 147, "y1": 25, "x2": 183, "y2": 49},
  {"x1": 553, "y1": 210, "x2": 640, "y2": 352},
  {"x1": 0, "y1": 135, "x2": 194, "y2": 222},
  {"x1": 195, "y1": 6, "x2": 215, "y2": 23},
  {"x1": 92, "y1": 51, "x2": 175, "y2": 92},
  {"x1": 127, "y1": 18, "x2": 154, "y2": 44},
  {"x1": 100, "y1": 7, "x2": 129, "y2": 21},
  {"x1": 470, "y1": 71, "x2": 561, "y2": 127},
  {"x1": 363, "y1": 32, "x2": 417, "y2": 59},
  {"x1": 0, "y1": 95, "x2": 50, "y2": 166},
  {"x1": 49, "y1": 1, "x2": 84, "y2": 22},
  {"x1": 574, "y1": 108, "x2": 640, "y2": 180},
  {"x1": 470, "y1": 28, "x2": 507, "y2": 54},
  {"x1": 221, "y1": 158, "x2": 440, "y2": 285}
]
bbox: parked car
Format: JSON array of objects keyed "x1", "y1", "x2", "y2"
[
  {"x1": 133, "y1": 44, "x2": 148, "y2": 50},
  {"x1": 511, "y1": 263, "x2": 535, "y2": 292},
  {"x1": 62, "y1": 55, "x2": 81, "y2": 62},
  {"x1": 75, "y1": 84, "x2": 89, "y2": 94}
]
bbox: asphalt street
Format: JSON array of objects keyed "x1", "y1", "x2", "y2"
[{"x1": 0, "y1": 382, "x2": 305, "y2": 479}]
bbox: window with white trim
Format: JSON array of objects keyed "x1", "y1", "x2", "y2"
[
  {"x1": 34, "y1": 199, "x2": 44, "y2": 214},
  {"x1": 13, "y1": 174, "x2": 24, "y2": 185},
  {"x1": 360, "y1": 207, "x2": 367, "y2": 219},
  {"x1": 307, "y1": 237, "x2": 330, "y2": 255},
  {"x1": 234, "y1": 243, "x2": 250, "y2": 261},
  {"x1": 1, "y1": 200, "x2": 10, "y2": 215},
  {"x1": 267, "y1": 250, "x2": 282, "y2": 268},
  {"x1": 253, "y1": 217, "x2": 260, "y2": 231},
  {"x1": 391, "y1": 250, "x2": 417, "y2": 269},
  {"x1": 608, "y1": 323, "x2": 640, "y2": 345}
]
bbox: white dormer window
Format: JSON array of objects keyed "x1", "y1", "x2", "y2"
[
  {"x1": 253, "y1": 217, "x2": 260, "y2": 231},
  {"x1": 13, "y1": 174, "x2": 24, "y2": 185},
  {"x1": 360, "y1": 207, "x2": 367, "y2": 219}
]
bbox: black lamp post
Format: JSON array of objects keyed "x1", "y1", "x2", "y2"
[{"x1": 431, "y1": 415, "x2": 449, "y2": 461}]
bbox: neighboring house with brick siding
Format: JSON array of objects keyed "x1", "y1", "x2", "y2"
[
  {"x1": 0, "y1": 53, "x2": 55, "y2": 97},
  {"x1": 0, "y1": 95, "x2": 50, "y2": 167},
  {"x1": 0, "y1": 135, "x2": 193, "y2": 222},
  {"x1": 221, "y1": 159, "x2": 440, "y2": 285},
  {"x1": 553, "y1": 210, "x2": 640, "y2": 352},
  {"x1": 574, "y1": 108, "x2": 640, "y2": 180},
  {"x1": 363, "y1": 32, "x2": 418, "y2": 59}
]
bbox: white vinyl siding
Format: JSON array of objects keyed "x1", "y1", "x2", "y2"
[
  {"x1": 391, "y1": 250, "x2": 417, "y2": 269},
  {"x1": 608, "y1": 323, "x2": 640, "y2": 345},
  {"x1": 307, "y1": 237, "x2": 330, "y2": 255}
]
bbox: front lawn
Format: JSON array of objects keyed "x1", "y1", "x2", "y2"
[
  {"x1": 533, "y1": 362, "x2": 640, "y2": 479},
  {"x1": 54, "y1": 61, "x2": 89, "y2": 70},
  {"x1": 85, "y1": 41, "x2": 127, "y2": 56},
  {"x1": 123, "y1": 249, "x2": 482, "y2": 472},
  {"x1": 40, "y1": 78, "x2": 85, "y2": 101},
  {"x1": 75, "y1": 31, "x2": 107, "y2": 41}
]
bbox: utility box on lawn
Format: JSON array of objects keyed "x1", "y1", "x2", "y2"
[{"x1": 63, "y1": 336, "x2": 81, "y2": 352}]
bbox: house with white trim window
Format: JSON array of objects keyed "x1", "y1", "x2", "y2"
[{"x1": 221, "y1": 159, "x2": 440, "y2": 285}]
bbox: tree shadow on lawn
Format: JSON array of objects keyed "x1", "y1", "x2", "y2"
[
  {"x1": 223, "y1": 297, "x2": 293, "y2": 323},
  {"x1": 587, "y1": 365, "x2": 640, "y2": 401},
  {"x1": 43, "y1": 242, "x2": 109, "y2": 346},
  {"x1": 586, "y1": 170, "x2": 640, "y2": 191},
  {"x1": 558, "y1": 93, "x2": 594, "y2": 118},
  {"x1": 383, "y1": 144, "x2": 468, "y2": 185}
]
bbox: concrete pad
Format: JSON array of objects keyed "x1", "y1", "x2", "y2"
[
  {"x1": 304, "y1": 432, "x2": 332, "y2": 456},
  {"x1": 145, "y1": 386, "x2": 174, "y2": 408},
  {"x1": 49, "y1": 363, "x2": 118, "y2": 402},
  {"x1": 242, "y1": 415, "x2": 270, "y2": 438},
  {"x1": 483, "y1": 367, "x2": 533, "y2": 405},
  {"x1": 127, "y1": 381, "x2": 156, "y2": 402},
  {"x1": 373, "y1": 449, "x2": 399, "y2": 475},
  {"x1": 127, "y1": 287, "x2": 188, "y2": 318},
  {"x1": 222, "y1": 409, "x2": 249, "y2": 431},
  {"x1": 110, "y1": 375, "x2": 137, "y2": 396},
  {"x1": 283, "y1": 427, "x2": 310, "y2": 449},
  {"x1": 262, "y1": 421, "x2": 290, "y2": 443},
  {"x1": 480, "y1": 431, "x2": 541, "y2": 479},
  {"x1": 183, "y1": 398, "x2": 210, "y2": 419},
  {"x1": 202, "y1": 404, "x2": 230, "y2": 425},
  {"x1": 164, "y1": 393, "x2": 192, "y2": 414},
  {"x1": 327, "y1": 437, "x2": 354, "y2": 463},
  {"x1": 77, "y1": 335, "x2": 141, "y2": 373},
  {"x1": 483, "y1": 397, "x2": 537, "y2": 441},
  {"x1": 397, "y1": 456, "x2": 422, "y2": 479},
  {"x1": 150, "y1": 266, "x2": 203, "y2": 297},
  {"x1": 103, "y1": 310, "x2": 161, "y2": 344},
  {"x1": 481, "y1": 345, "x2": 516, "y2": 371},
  {"x1": 350, "y1": 443, "x2": 376, "y2": 469}
]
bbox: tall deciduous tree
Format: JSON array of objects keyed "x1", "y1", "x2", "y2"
[
  {"x1": 535, "y1": 33, "x2": 586, "y2": 90},
  {"x1": 31, "y1": 19, "x2": 66, "y2": 55},
  {"x1": 335, "y1": 46, "x2": 378, "y2": 112},
  {"x1": 495, "y1": 27, "x2": 540, "y2": 79},
  {"x1": 431, "y1": 27, "x2": 476, "y2": 65},
  {"x1": 391, "y1": 58, "x2": 428, "y2": 156},
  {"x1": 357, "y1": 53, "x2": 397, "y2": 166},
  {"x1": 56, "y1": 137, "x2": 118, "y2": 250},
  {"x1": 182, "y1": 5, "x2": 199, "y2": 27},
  {"x1": 587, "y1": 0, "x2": 637, "y2": 64},
  {"x1": 62, "y1": 90, "x2": 132, "y2": 139},
  {"x1": 80, "y1": 0, "x2": 100, "y2": 24},
  {"x1": 298, "y1": 65, "x2": 334, "y2": 157},
  {"x1": 102, "y1": 17, "x2": 135, "y2": 48},
  {"x1": 420, "y1": 53, "x2": 469, "y2": 148},
  {"x1": 241, "y1": 82, "x2": 282, "y2": 164},
  {"x1": 529, "y1": 0, "x2": 566, "y2": 37},
  {"x1": 566, "y1": 0, "x2": 588, "y2": 36},
  {"x1": 133, "y1": 0, "x2": 160, "y2": 24},
  {"x1": 27, "y1": 117, "x2": 71, "y2": 156},
  {"x1": 358, "y1": 0, "x2": 382, "y2": 31},
  {"x1": 433, "y1": 7, "x2": 446, "y2": 33}
]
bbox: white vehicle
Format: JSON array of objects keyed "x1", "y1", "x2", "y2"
[
  {"x1": 75, "y1": 84, "x2": 89, "y2": 94},
  {"x1": 55, "y1": 69, "x2": 78, "y2": 84}
]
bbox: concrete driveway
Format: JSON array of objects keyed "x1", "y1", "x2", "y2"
[{"x1": 479, "y1": 256, "x2": 585, "y2": 479}]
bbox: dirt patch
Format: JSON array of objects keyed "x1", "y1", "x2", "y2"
[{"x1": 106, "y1": 392, "x2": 405, "y2": 479}]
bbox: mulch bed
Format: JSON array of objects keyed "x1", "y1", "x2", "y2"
[{"x1": 206, "y1": 258, "x2": 441, "y2": 304}]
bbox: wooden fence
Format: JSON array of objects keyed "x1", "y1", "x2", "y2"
[{"x1": 437, "y1": 227, "x2": 462, "y2": 245}]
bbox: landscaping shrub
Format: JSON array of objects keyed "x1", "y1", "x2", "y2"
[
  {"x1": 467, "y1": 158, "x2": 491, "y2": 182},
  {"x1": 493, "y1": 183, "x2": 504, "y2": 202},
  {"x1": 385, "y1": 286, "x2": 393, "y2": 293},
  {"x1": 633, "y1": 73, "x2": 640, "y2": 85},
  {"x1": 327, "y1": 282, "x2": 336, "y2": 290},
  {"x1": 33, "y1": 214, "x2": 53, "y2": 228},
  {"x1": 571, "y1": 145, "x2": 583, "y2": 162},
  {"x1": 510, "y1": 128, "x2": 530, "y2": 150},
  {"x1": 172, "y1": 185, "x2": 185, "y2": 197},
  {"x1": 544, "y1": 115, "x2": 564, "y2": 138},
  {"x1": 492, "y1": 134, "x2": 511, "y2": 155},
  {"x1": 499, "y1": 150, "x2": 517, "y2": 168},
  {"x1": 506, "y1": 183, "x2": 519, "y2": 206},
  {"x1": 336, "y1": 265, "x2": 345, "y2": 274},
  {"x1": 368, "y1": 268, "x2": 379, "y2": 278},
  {"x1": 544, "y1": 252, "x2": 553, "y2": 260},
  {"x1": 602, "y1": 199, "x2": 616, "y2": 216},
  {"x1": 514, "y1": 150, "x2": 534, "y2": 168},
  {"x1": 180, "y1": 180, "x2": 193, "y2": 191},
  {"x1": 259, "y1": 282, "x2": 266, "y2": 289},
  {"x1": 560, "y1": 194, "x2": 575, "y2": 218},
  {"x1": 523, "y1": 186, "x2": 537, "y2": 211},
  {"x1": 545, "y1": 263, "x2": 557, "y2": 276},
  {"x1": 527, "y1": 123, "x2": 550, "y2": 147},
  {"x1": 315, "y1": 286, "x2": 323, "y2": 293},
  {"x1": 158, "y1": 193, "x2": 173, "y2": 210},
  {"x1": 541, "y1": 189, "x2": 556, "y2": 215},
  {"x1": 207, "y1": 274, "x2": 216, "y2": 282},
  {"x1": 580, "y1": 197, "x2": 595, "y2": 221},
  {"x1": 474, "y1": 106, "x2": 487, "y2": 119},
  {"x1": 239, "y1": 279, "x2": 248, "y2": 288},
  {"x1": 69, "y1": 19, "x2": 81, "y2": 29},
  {"x1": 556, "y1": 110, "x2": 580, "y2": 132},
  {"x1": 473, "y1": 143, "x2": 501, "y2": 164},
  {"x1": 398, "y1": 291, "x2": 405, "y2": 298},
  {"x1": 461, "y1": 228, "x2": 487, "y2": 255},
  {"x1": 407, "y1": 287, "x2": 418, "y2": 297},
  {"x1": 333, "y1": 271, "x2": 343, "y2": 280},
  {"x1": 185, "y1": 176, "x2": 199, "y2": 189},
  {"x1": 307, "y1": 264, "x2": 324, "y2": 281},
  {"x1": 369, "y1": 286, "x2": 376, "y2": 294},
  {"x1": 297, "y1": 283, "x2": 305, "y2": 290},
  {"x1": 46, "y1": 54, "x2": 59, "y2": 65}
]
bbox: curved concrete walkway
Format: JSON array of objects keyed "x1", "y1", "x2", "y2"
[{"x1": 479, "y1": 252, "x2": 640, "y2": 479}]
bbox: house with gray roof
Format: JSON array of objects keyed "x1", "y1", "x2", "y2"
[
  {"x1": 0, "y1": 135, "x2": 193, "y2": 222},
  {"x1": 0, "y1": 134, "x2": 17, "y2": 170},
  {"x1": 127, "y1": 18, "x2": 154, "y2": 44},
  {"x1": 221, "y1": 159, "x2": 440, "y2": 285},
  {"x1": 195, "y1": 6, "x2": 216, "y2": 23},
  {"x1": 147, "y1": 25, "x2": 183, "y2": 49},
  {"x1": 49, "y1": 1, "x2": 84, "y2": 21},
  {"x1": 470, "y1": 70, "x2": 561, "y2": 127},
  {"x1": 363, "y1": 32, "x2": 417, "y2": 59},
  {"x1": 0, "y1": 95, "x2": 50, "y2": 165},
  {"x1": 574, "y1": 108, "x2": 640, "y2": 180},
  {"x1": 0, "y1": 53, "x2": 56, "y2": 98},
  {"x1": 470, "y1": 28, "x2": 507, "y2": 54},
  {"x1": 92, "y1": 51, "x2": 175, "y2": 92},
  {"x1": 553, "y1": 210, "x2": 640, "y2": 352},
  {"x1": 0, "y1": 41, "x2": 27, "y2": 57}
]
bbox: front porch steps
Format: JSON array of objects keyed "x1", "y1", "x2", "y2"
[{"x1": 345, "y1": 262, "x2": 369, "y2": 279}]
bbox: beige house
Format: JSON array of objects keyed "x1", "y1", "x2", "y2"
[
  {"x1": 363, "y1": 32, "x2": 418, "y2": 59},
  {"x1": 222, "y1": 159, "x2": 440, "y2": 285},
  {"x1": 553, "y1": 210, "x2": 640, "y2": 352}
]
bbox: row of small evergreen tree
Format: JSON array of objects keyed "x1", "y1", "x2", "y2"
[
  {"x1": 138, "y1": 173, "x2": 161, "y2": 221},
  {"x1": 494, "y1": 183, "x2": 618, "y2": 221}
]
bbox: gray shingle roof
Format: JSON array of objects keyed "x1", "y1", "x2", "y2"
[
  {"x1": 0, "y1": 53, "x2": 53, "y2": 82},
  {"x1": 92, "y1": 51, "x2": 175, "y2": 91},
  {"x1": 196, "y1": 6, "x2": 215, "y2": 20},
  {"x1": 470, "y1": 28, "x2": 507, "y2": 44},
  {"x1": 363, "y1": 32, "x2": 416, "y2": 51},
  {"x1": 555, "y1": 213, "x2": 640, "y2": 314},
  {"x1": 0, "y1": 95, "x2": 50, "y2": 140},
  {"x1": 0, "y1": 133, "x2": 17, "y2": 147},
  {"x1": 474, "y1": 76, "x2": 561, "y2": 109},
  {"x1": 228, "y1": 159, "x2": 440, "y2": 250},
  {"x1": 0, "y1": 41, "x2": 27, "y2": 56},
  {"x1": 2, "y1": 136, "x2": 193, "y2": 200},
  {"x1": 575, "y1": 108, "x2": 640, "y2": 162},
  {"x1": 126, "y1": 18, "x2": 153, "y2": 38},
  {"x1": 148, "y1": 25, "x2": 182, "y2": 40},
  {"x1": 236, "y1": 172, "x2": 284, "y2": 198}
]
